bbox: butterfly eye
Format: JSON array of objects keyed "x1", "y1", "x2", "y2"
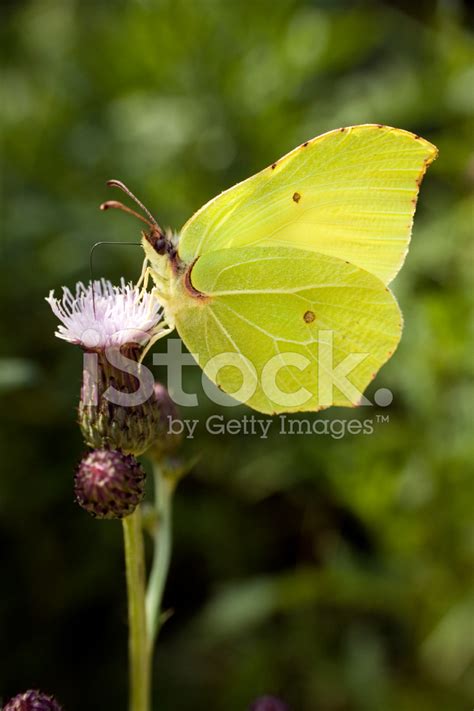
[{"x1": 145, "y1": 228, "x2": 167, "y2": 255}]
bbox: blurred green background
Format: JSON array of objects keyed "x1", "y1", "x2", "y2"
[{"x1": 1, "y1": 1, "x2": 473, "y2": 709}]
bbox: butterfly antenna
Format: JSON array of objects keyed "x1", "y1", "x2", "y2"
[
  {"x1": 89, "y1": 240, "x2": 141, "y2": 317},
  {"x1": 100, "y1": 199, "x2": 153, "y2": 228},
  {"x1": 106, "y1": 179, "x2": 161, "y2": 229}
]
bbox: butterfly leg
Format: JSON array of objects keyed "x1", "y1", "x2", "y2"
[
  {"x1": 139, "y1": 264, "x2": 172, "y2": 303},
  {"x1": 139, "y1": 325, "x2": 174, "y2": 364},
  {"x1": 135, "y1": 257, "x2": 149, "y2": 290},
  {"x1": 138, "y1": 265, "x2": 158, "y2": 297}
]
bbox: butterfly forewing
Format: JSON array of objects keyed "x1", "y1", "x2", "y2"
[{"x1": 178, "y1": 124, "x2": 437, "y2": 286}]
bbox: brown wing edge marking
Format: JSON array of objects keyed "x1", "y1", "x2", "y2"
[{"x1": 183, "y1": 258, "x2": 209, "y2": 300}]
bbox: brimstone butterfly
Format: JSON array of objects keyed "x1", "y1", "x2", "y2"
[{"x1": 102, "y1": 124, "x2": 437, "y2": 414}]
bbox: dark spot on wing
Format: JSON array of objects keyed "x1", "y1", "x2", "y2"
[
  {"x1": 292, "y1": 192, "x2": 301, "y2": 203},
  {"x1": 340, "y1": 127, "x2": 346, "y2": 132},
  {"x1": 303, "y1": 310, "x2": 316, "y2": 323},
  {"x1": 271, "y1": 162, "x2": 277, "y2": 170},
  {"x1": 302, "y1": 141, "x2": 309, "y2": 147}
]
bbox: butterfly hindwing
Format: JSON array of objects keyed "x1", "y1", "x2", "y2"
[{"x1": 173, "y1": 246, "x2": 402, "y2": 414}]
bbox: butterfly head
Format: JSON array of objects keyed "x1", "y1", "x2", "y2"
[
  {"x1": 100, "y1": 179, "x2": 178, "y2": 264},
  {"x1": 143, "y1": 224, "x2": 178, "y2": 263}
]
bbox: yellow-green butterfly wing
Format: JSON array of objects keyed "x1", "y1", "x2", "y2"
[
  {"x1": 178, "y1": 124, "x2": 437, "y2": 286},
  {"x1": 141, "y1": 124, "x2": 437, "y2": 413},
  {"x1": 172, "y1": 246, "x2": 401, "y2": 414}
]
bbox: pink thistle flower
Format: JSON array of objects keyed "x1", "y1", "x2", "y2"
[
  {"x1": 46, "y1": 278, "x2": 168, "y2": 455},
  {"x1": 46, "y1": 278, "x2": 164, "y2": 350}
]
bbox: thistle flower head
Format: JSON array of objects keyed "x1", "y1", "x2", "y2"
[
  {"x1": 74, "y1": 449, "x2": 146, "y2": 519},
  {"x1": 46, "y1": 278, "x2": 163, "y2": 350},
  {"x1": 3, "y1": 690, "x2": 63, "y2": 711},
  {"x1": 47, "y1": 278, "x2": 167, "y2": 455}
]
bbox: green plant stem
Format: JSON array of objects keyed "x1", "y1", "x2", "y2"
[
  {"x1": 123, "y1": 508, "x2": 151, "y2": 711},
  {"x1": 146, "y1": 461, "x2": 174, "y2": 648}
]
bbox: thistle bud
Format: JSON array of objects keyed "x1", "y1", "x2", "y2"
[
  {"x1": 74, "y1": 449, "x2": 145, "y2": 519},
  {"x1": 146, "y1": 382, "x2": 183, "y2": 459},
  {"x1": 3, "y1": 690, "x2": 63, "y2": 711},
  {"x1": 249, "y1": 697, "x2": 289, "y2": 711}
]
